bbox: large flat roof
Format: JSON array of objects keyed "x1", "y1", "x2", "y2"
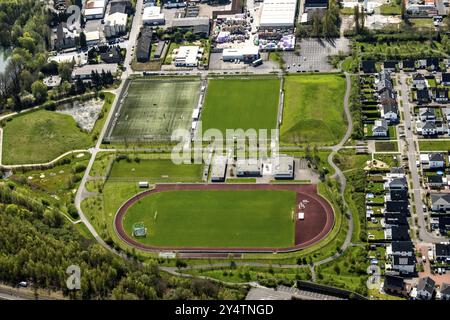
[{"x1": 259, "y1": 0, "x2": 298, "y2": 28}]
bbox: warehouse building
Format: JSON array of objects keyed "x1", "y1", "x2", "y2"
[
  {"x1": 236, "y1": 159, "x2": 263, "y2": 177},
  {"x1": 258, "y1": 0, "x2": 298, "y2": 30},
  {"x1": 71, "y1": 63, "x2": 118, "y2": 80},
  {"x1": 273, "y1": 155, "x2": 295, "y2": 180},
  {"x1": 171, "y1": 17, "x2": 211, "y2": 36},
  {"x1": 222, "y1": 47, "x2": 260, "y2": 63},
  {"x1": 142, "y1": 6, "x2": 165, "y2": 25},
  {"x1": 211, "y1": 155, "x2": 228, "y2": 182},
  {"x1": 104, "y1": 12, "x2": 128, "y2": 38},
  {"x1": 173, "y1": 46, "x2": 202, "y2": 67},
  {"x1": 303, "y1": 0, "x2": 328, "y2": 12},
  {"x1": 84, "y1": 0, "x2": 107, "y2": 20}
]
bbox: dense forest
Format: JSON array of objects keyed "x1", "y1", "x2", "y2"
[{"x1": 0, "y1": 182, "x2": 246, "y2": 300}]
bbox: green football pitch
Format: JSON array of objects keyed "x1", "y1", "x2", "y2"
[
  {"x1": 201, "y1": 78, "x2": 280, "y2": 136},
  {"x1": 110, "y1": 78, "x2": 200, "y2": 140},
  {"x1": 123, "y1": 190, "x2": 296, "y2": 248},
  {"x1": 109, "y1": 159, "x2": 203, "y2": 182}
]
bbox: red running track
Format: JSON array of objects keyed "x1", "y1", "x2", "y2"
[{"x1": 113, "y1": 184, "x2": 335, "y2": 254}]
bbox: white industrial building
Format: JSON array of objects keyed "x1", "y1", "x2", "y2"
[
  {"x1": 173, "y1": 46, "x2": 202, "y2": 67},
  {"x1": 222, "y1": 47, "x2": 260, "y2": 63},
  {"x1": 85, "y1": 30, "x2": 101, "y2": 45},
  {"x1": 104, "y1": 12, "x2": 127, "y2": 38},
  {"x1": 258, "y1": 0, "x2": 298, "y2": 29},
  {"x1": 84, "y1": 0, "x2": 107, "y2": 20},
  {"x1": 142, "y1": 6, "x2": 165, "y2": 25}
]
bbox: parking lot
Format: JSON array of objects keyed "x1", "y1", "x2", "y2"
[{"x1": 282, "y1": 37, "x2": 350, "y2": 73}]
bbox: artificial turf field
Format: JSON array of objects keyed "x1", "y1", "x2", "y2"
[
  {"x1": 123, "y1": 190, "x2": 296, "y2": 248},
  {"x1": 201, "y1": 78, "x2": 280, "y2": 135},
  {"x1": 110, "y1": 78, "x2": 200, "y2": 140},
  {"x1": 280, "y1": 74, "x2": 347, "y2": 145},
  {"x1": 109, "y1": 159, "x2": 203, "y2": 182}
]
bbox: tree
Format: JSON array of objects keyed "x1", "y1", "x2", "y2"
[
  {"x1": 354, "y1": 5, "x2": 360, "y2": 34},
  {"x1": 312, "y1": 12, "x2": 322, "y2": 38},
  {"x1": 401, "y1": 0, "x2": 407, "y2": 22},
  {"x1": 360, "y1": 6, "x2": 365, "y2": 30},
  {"x1": 58, "y1": 62, "x2": 73, "y2": 82},
  {"x1": 31, "y1": 80, "x2": 47, "y2": 103},
  {"x1": 79, "y1": 31, "x2": 87, "y2": 48}
]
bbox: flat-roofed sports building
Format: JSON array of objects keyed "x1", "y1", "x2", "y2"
[
  {"x1": 273, "y1": 155, "x2": 295, "y2": 180},
  {"x1": 211, "y1": 155, "x2": 228, "y2": 182},
  {"x1": 258, "y1": 0, "x2": 298, "y2": 29},
  {"x1": 236, "y1": 159, "x2": 263, "y2": 177}
]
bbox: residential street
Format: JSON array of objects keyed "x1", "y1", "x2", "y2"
[{"x1": 397, "y1": 71, "x2": 444, "y2": 244}]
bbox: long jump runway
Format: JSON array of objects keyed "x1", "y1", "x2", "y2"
[{"x1": 114, "y1": 184, "x2": 335, "y2": 254}]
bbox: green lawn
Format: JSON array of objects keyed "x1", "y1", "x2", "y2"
[
  {"x1": 109, "y1": 159, "x2": 203, "y2": 182},
  {"x1": 280, "y1": 74, "x2": 347, "y2": 145},
  {"x1": 201, "y1": 78, "x2": 280, "y2": 136},
  {"x1": 123, "y1": 190, "x2": 296, "y2": 248},
  {"x1": 375, "y1": 141, "x2": 398, "y2": 152},
  {"x1": 378, "y1": 3, "x2": 401, "y2": 15},
  {"x1": 2, "y1": 110, "x2": 92, "y2": 165},
  {"x1": 419, "y1": 140, "x2": 450, "y2": 151}
]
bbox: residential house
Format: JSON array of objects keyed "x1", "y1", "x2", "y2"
[
  {"x1": 392, "y1": 255, "x2": 415, "y2": 274},
  {"x1": 416, "y1": 277, "x2": 435, "y2": 300},
  {"x1": 136, "y1": 27, "x2": 153, "y2": 62},
  {"x1": 417, "y1": 59, "x2": 427, "y2": 69},
  {"x1": 100, "y1": 46, "x2": 122, "y2": 64},
  {"x1": 385, "y1": 200, "x2": 409, "y2": 214},
  {"x1": 402, "y1": 59, "x2": 415, "y2": 71},
  {"x1": 419, "y1": 108, "x2": 436, "y2": 121},
  {"x1": 387, "y1": 167, "x2": 405, "y2": 179},
  {"x1": 421, "y1": 121, "x2": 438, "y2": 136},
  {"x1": 431, "y1": 193, "x2": 450, "y2": 212},
  {"x1": 385, "y1": 225, "x2": 410, "y2": 241},
  {"x1": 435, "y1": 243, "x2": 450, "y2": 262},
  {"x1": 384, "y1": 212, "x2": 409, "y2": 226},
  {"x1": 384, "y1": 60, "x2": 398, "y2": 72},
  {"x1": 428, "y1": 175, "x2": 445, "y2": 188},
  {"x1": 382, "y1": 103, "x2": 399, "y2": 124},
  {"x1": 377, "y1": 70, "x2": 393, "y2": 93},
  {"x1": 416, "y1": 88, "x2": 431, "y2": 104},
  {"x1": 439, "y1": 283, "x2": 450, "y2": 300},
  {"x1": 386, "y1": 177, "x2": 408, "y2": 191},
  {"x1": 420, "y1": 153, "x2": 445, "y2": 169},
  {"x1": 361, "y1": 60, "x2": 376, "y2": 74},
  {"x1": 383, "y1": 275, "x2": 406, "y2": 296},
  {"x1": 386, "y1": 241, "x2": 414, "y2": 258},
  {"x1": 389, "y1": 189, "x2": 408, "y2": 201},
  {"x1": 413, "y1": 73, "x2": 426, "y2": 90},
  {"x1": 442, "y1": 72, "x2": 450, "y2": 86},
  {"x1": 432, "y1": 87, "x2": 449, "y2": 103},
  {"x1": 372, "y1": 119, "x2": 388, "y2": 137},
  {"x1": 427, "y1": 58, "x2": 440, "y2": 71},
  {"x1": 438, "y1": 216, "x2": 450, "y2": 235}
]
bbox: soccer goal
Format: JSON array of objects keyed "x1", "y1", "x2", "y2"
[{"x1": 132, "y1": 222, "x2": 147, "y2": 237}]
